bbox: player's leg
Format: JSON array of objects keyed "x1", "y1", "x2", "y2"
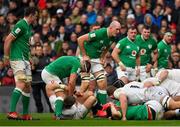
[
  {"x1": 21, "y1": 61, "x2": 32, "y2": 120},
  {"x1": 7, "y1": 61, "x2": 27, "y2": 119},
  {"x1": 162, "y1": 96, "x2": 180, "y2": 110},
  {"x1": 79, "y1": 72, "x2": 90, "y2": 93},
  {"x1": 41, "y1": 69, "x2": 66, "y2": 119},
  {"x1": 91, "y1": 60, "x2": 107, "y2": 105}
]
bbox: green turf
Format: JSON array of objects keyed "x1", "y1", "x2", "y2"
[{"x1": 0, "y1": 113, "x2": 180, "y2": 126}]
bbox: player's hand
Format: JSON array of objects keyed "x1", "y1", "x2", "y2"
[
  {"x1": 75, "y1": 91, "x2": 84, "y2": 97},
  {"x1": 100, "y1": 57, "x2": 105, "y2": 65},
  {"x1": 120, "y1": 65, "x2": 126, "y2": 71},
  {"x1": 146, "y1": 64, "x2": 152, "y2": 73},
  {"x1": 3, "y1": 55, "x2": 10, "y2": 66},
  {"x1": 82, "y1": 55, "x2": 90, "y2": 62}
]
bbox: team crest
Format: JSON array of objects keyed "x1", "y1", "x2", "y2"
[
  {"x1": 126, "y1": 46, "x2": 130, "y2": 49},
  {"x1": 164, "y1": 49, "x2": 167, "y2": 52},
  {"x1": 140, "y1": 49, "x2": 146, "y2": 55},
  {"x1": 148, "y1": 44, "x2": 152, "y2": 49},
  {"x1": 15, "y1": 28, "x2": 21, "y2": 34},
  {"x1": 132, "y1": 50, "x2": 137, "y2": 56}
]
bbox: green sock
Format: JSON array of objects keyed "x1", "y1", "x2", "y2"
[
  {"x1": 10, "y1": 88, "x2": 22, "y2": 112},
  {"x1": 96, "y1": 90, "x2": 107, "y2": 105},
  {"x1": 22, "y1": 93, "x2": 30, "y2": 114},
  {"x1": 55, "y1": 98, "x2": 63, "y2": 116}
]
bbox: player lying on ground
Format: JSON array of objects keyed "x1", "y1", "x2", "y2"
[
  {"x1": 41, "y1": 56, "x2": 91, "y2": 119},
  {"x1": 96, "y1": 100, "x2": 163, "y2": 120},
  {"x1": 107, "y1": 82, "x2": 180, "y2": 120},
  {"x1": 51, "y1": 91, "x2": 102, "y2": 119}
]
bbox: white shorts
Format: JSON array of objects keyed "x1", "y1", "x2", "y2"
[
  {"x1": 74, "y1": 103, "x2": 87, "y2": 119},
  {"x1": 116, "y1": 66, "x2": 136, "y2": 81},
  {"x1": 10, "y1": 60, "x2": 32, "y2": 82},
  {"x1": 41, "y1": 69, "x2": 62, "y2": 85},
  {"x1": 145, "y1": 100, "x2": 164, "y2": 120},
  {"x1": 90, "y1": 59, "x2": 104, "y2": 73}
]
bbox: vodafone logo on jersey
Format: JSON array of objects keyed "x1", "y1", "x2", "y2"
[{"x1": 132, "y1": 50, "x2": 137, "y2": 56}]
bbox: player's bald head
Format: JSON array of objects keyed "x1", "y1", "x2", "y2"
[
  {"x1": 108, "y1": 21, "x2": 121, "y2": 37},
  {"x1": 109, "y1": 21, "x2": 121, "y2": 28}
]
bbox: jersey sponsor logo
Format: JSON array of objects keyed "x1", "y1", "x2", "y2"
[
  {"x1": 140, "y1": 49, "x2": 146, "y2": 55},
  {"x1": 130, "y1": 85, "x2": 140, "y2": 88},
  {"x1": 148, "y1": 44, "x2": 152, "y2": 49},
  {"x1": 15, "y1": 28, "x2": 21, "y2": 34},
  {"x1": 132, "y1": 50, "x2": 137, "y2": 56},
  {"x1": 90, "y1": 33, "x2": 96, "y2": 38},
  {"x1": 126, "y1": 46, "x2": 130, "y2": 49}
]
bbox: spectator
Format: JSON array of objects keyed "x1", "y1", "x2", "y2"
[
  {"x1": 74, "y1": 23, "x2": 84, "y2": 37},
  {"x1": 49, "y1": 17, "x2": 59, "y2": 36},
  {"x1": 68, "y1": 32, "x2": 78, "y2": 54},
  {"x1": 40, "y1": 23, "x2": 50, "y2": 42},
  {"x1": 31, "y1": 45, "x2": 53, "y2": 113},
  {"x1": 0, "y1": 59, "x2": 8, "y2": 82},
  {"x1": 2, "y1": 67, "x2": 15, "y2": 86},
  {"x1": 104, "y1": 63, "x2": 118, "y2": 86},
  {"x1": 38, "y1": 9, "x2": 51, "y2": 25},
  {"x1": 56, "y1": 8, "x2": 65, "y2": 26},
  {"x1": 170, "y1": 51, "x2": 180, "y2": 68},
  {"x1": 79, "y1": 14, "x2": 90, "y2": 34},
  {"x1": 64, "y1": 17, "x2": 75, "y2": 36},
  {"x1": 57, "y1": 25, "x2": 69, "y2": 42},
  {"x1": 86, "y1": 4, "x2": 97, "y2": 25},
  {"x1": 69, "y1": 7, "x2": 81, "y2": 24},
  {"x1": 134, "y1": 4, "x2": 144, "y2": 24}
]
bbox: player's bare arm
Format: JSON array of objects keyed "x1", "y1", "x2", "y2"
[
  {"x1": 77, "y1": 34, "x2": 90, "y2": 61},
  {"x1": 68, "y1": 73, "x2": 77, "y2": 96}
]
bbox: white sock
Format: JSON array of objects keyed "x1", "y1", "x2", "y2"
[
  {"x1": 49, "y1": 95, "x2": 56, "y2": 111},
  {"x1": 175, "y1": 109, "x2": 180, "y2": 116}
]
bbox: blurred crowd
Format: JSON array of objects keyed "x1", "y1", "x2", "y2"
[{"x1": 0, "y1": 0, "x2": 179, "y2": 87}]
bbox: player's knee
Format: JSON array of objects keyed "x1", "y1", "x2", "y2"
[
  {"x1": 15, "y1": 71, "x2": 27, "y2": 83},
  {"x1": 54, "y1": 84, "x2": 67, "y2": 93}
]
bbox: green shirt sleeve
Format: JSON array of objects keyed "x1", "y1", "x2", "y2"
[{"x1": 11, "y1": 22, "x2": 24, "y2": 38}]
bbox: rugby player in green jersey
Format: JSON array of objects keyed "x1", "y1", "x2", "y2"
[
  {"x1": 78, "y1": 21, "x2": 121, "y2": 105},
  {"x1": 41, "y1": 56, "x2": 91, "y2": 119},
  {"x1": 4, "y1": 7, "x2": 38, "y2": 120},
  {"x1": 112, "y1": 26, "x2": 140, "y2": 84},
  {"x1": 158, "y1": 32, "x2": 173, "y2": 70},
  {"x1": 136, "y1": 25, "x2": 158, "y2": 81}
]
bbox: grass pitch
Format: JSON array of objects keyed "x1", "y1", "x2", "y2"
[{"x1": 0, "y1": 113, "x2": 180, "y2": 126}]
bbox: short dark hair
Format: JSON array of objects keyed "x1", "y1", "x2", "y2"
[
  {"x1": 24, "y1": 7, "x2": 38, "y2": 17},
  {"x1": 143, "y1": 25, "x2": 151, "y2": 30},
  {"x1": 63, "y1": 96, "x2": 76, "y2": 109}
]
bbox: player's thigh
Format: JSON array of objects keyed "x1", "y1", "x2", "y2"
[{"x1": 41, "y1": 69, "x2": 62, "y2": 85}]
